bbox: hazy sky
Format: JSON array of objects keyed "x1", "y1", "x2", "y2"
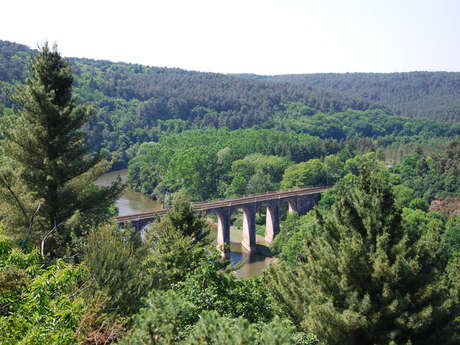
[{"x1": 2, "y1": 0, "x2": 459, "y2": 74}]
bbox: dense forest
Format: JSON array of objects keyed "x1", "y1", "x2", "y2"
[
  {"x1": 2, "y1": 39, "x2": 460, "y2": 169},
  {"x1": 127, "y1": 102, "x2": 459, "y2": 202},
  {"x1": 248, "y1": 72, "x2": 460, "y2": 122},
  {"x1": 0, "y1": 43, "x2": 459, "y2": 344}
]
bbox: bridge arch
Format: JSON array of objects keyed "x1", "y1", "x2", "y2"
[
  {"x1": 210, "y1": 204, "x2": 257, "y2": 254},
  {"x1": 278, "y1": 197, "x2": 298, "y2": 215},
  {"x1": 254, "y1": 200, "x2": 281, "y2": 243}
]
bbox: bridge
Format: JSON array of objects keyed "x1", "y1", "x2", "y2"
[{"x1": 114, "y1": 186, "x2": 330, "y2": 253}]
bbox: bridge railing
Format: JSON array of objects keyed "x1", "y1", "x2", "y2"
[{"x1": 190, "y1": 185, "x2": 331, "y2": 206}]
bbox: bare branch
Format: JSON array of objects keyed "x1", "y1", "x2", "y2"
[
  {"x1": 41, "y1": 222, "x2": 64, "y2": 259},
  {"x1": 21, "y1": 202, "x2": 41, "y2": 250}
]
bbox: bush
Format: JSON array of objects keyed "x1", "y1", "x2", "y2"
[
  {"x1": 408, "y1": 197, "x2": 430, "y2": 211},
  {"x1": 0, "y1": 245, "x2": 86, "y2": 345}
]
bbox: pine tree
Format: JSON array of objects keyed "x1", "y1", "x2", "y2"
[
  {"x1": 142, "y1": 200, "x2": 211, "y2": 290},
  {"x1": 0, "y1": 43, "x2": 123, "y2": 257},
  {"x1": 266, "y1": 162, "x2": 457, "y2": 345}
]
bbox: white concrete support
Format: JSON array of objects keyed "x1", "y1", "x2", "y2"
[
  {"x1": 216, "y1": 208, "x2": 231, "y2": 257},
  {"x1": 241, "y1": 206, "x2": 256, "y2": 251},
  {"x1": 265, "y1": 201, "x2": 280, "y2": 243}
]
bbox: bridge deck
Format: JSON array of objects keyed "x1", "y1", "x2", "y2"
[{"x1": 114, "y1": 186, "x2": 331, "y2": 223}]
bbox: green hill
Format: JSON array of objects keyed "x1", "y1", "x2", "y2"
[
  {"x1": 254, "y1": 72, "x2": 460, "y2": 122},
  {"x1": 1, "y1": 40, "x2": 458, "y2": 171},
  {"x1": 0, "y1": 39, "x2": 378, "y2": 118}
]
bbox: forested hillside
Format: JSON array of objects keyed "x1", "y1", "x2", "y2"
[
  {"x1": 3, "y1": 40, "x2": 460, "y2": 171},
  {"x1": 1, "y1": 40, "x2": 379, "y2": 166},
  {"x1": 255, "y1": 72, "x2": 460, "y2": 122},
  {"x1": 0, "y1": 40, "x2": 374, "y2": 117}
]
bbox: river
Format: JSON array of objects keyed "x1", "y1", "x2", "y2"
[{"x1": 96, "y1": 169, "x2": 274, "y2": 278}]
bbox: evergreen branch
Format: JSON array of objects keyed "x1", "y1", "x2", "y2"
[{"x1": 0, "y1": 170, "x2": 30, "y2": 226}]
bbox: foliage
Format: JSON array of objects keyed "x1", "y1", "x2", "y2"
[
  {"x1": 0, "y1": 162, "x2": 42, "y2": 244},
  {"x1": 0, "y1": 238, "x2": 86, "y2": 345},
  {"x1": 408, "y1": 197, "x2": 429, "y2": 211},
  {"x1": 392, "y1": 184, "x2": 415, "y2": 209},
  {"x1": 273, "y1": 154, "x2": 385, "y2": 264},
  {"x1": 2, "y1": 40, "x2": 458, "y2": 173},
  {"x1": 76, "y1": 294, "x2": 127, "y2": 345},
  {"x1": 442, "y1": 256, "x2": 460, "y2": 328},
  {"x1": 390, "y1": 141, "x2": 460, "y2": 202},
  {"x1": 0, "y1": 40, "x2": 383, "y2": 168},
  {"x1": 183, "y1": 312, "x2": 307, "y2": 345},
  {"x1": 266, "y1": 162, "x2": 457, "y2": 345},
  {"x1": 274, "y1": 104, "x2": 458, "y2": 138},
  {"x1": 227, "y1": 153, "x2": 291, "y2": 197},
  {"x1": 117, "y1": 290, "x2": 198, "y2": 345},
  {"x1": 1, "y1": 40, "x2": 459, "y2": 344},
  {"x1": 0, "y1": 43, "x2": 123, "y2": 257},
  {"x1": 280, "y1": 159, "x2": 327, "y2": 190},
  {"x1": 129, "y1": 128, "x2": 337, "y2": 200},
  {"x1": 162, "y1": 199, "x2": 210, "y2": 243},
  {"x1": 119, "y1": 291, "x2": 314, "y2": 345},
  {"x1": 85, "y1": 223, "x2": 149, "y2": 316},
  {"x1": 270, "y1": 212, "x2": 320, "y2": 265},
  {"x1": 174, "y1": 250, "x2": 273, "y2": 323},
  {"x1": 84, "y1": 200, "x2": 211, "y2": 317},
  {"x1": 442, "y1": 216, "x2": 460, "y2": 258},
  {"x1": 128, "y1": 126, "x2": 458, "y2": 203}
]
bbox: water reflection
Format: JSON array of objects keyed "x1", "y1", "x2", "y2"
[
  {"x1": 96, "y1": 169, "x2": 274, "y2": 278},
  {"x1": 230, "y1": 242, "x2": 275, "y2": 278}
]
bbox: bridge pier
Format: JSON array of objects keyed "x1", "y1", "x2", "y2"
[
  {"x1": 265, "y1": 200, "x2": 280, "y2": 243},
  {"x1": 241, "y1": 206, "x2": 256, "y2": 252},
  {"x1": 216, "y1": 208, "x2": 231, "y2": 257}
]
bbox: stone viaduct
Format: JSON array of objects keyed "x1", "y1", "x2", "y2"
[{"x1": 114, "y1": 186, "x2": 330, "y2": 254}]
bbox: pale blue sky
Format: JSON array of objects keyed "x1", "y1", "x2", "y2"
[{"x1": 2, "y1": 0, "x2": 459, "y2": 74}]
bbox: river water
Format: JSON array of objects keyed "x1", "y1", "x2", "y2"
[{"x1": 96, "y1": 169, "x2": 274, "y2": 278}]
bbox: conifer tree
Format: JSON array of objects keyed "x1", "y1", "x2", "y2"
[
  {"x1": 0, "y1": 43, "x2": 123, "y2": 257},
  {"x1": 267, "y1": 162, "x2": 457, "y2": 345},
  {"x1": 85, "y1": 223, "x2": 147, "y2": 316},
  {"x1": 142, "y1": 200, "x2": 211, "y2": 289}
]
